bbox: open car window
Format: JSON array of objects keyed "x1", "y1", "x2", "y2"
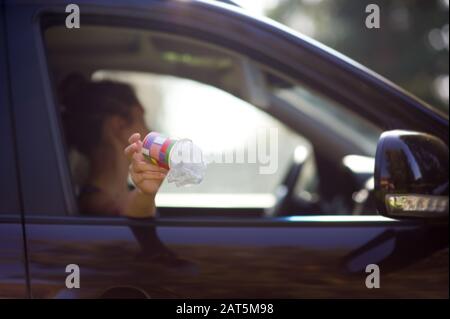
[{"x1": 43, "y1": 23, "x2": 381, "y2": 216}]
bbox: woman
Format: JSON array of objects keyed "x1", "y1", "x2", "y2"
[{"x1": 60, "y1": 74, "x2": 167, "y2": 218}]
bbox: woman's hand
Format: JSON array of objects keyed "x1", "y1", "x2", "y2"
[{"x1": 124, "y1": 133, "x2": 168, "y2": 196}]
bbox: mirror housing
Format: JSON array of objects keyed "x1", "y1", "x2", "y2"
[{"x1": 374, "y1": 131, "x2": 449, "y2": 220}]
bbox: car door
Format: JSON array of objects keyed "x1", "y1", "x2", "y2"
[
  {"x1": 0, "y1": 0, "x2": 29, "y2": 299},
  {"x1": 5, "y1": 0, "x2": 448, "y2": 298}
]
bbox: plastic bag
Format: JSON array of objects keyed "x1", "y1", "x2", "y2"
[{"x1": 141, "y1": 132, "x2": 207, "y2": 187}]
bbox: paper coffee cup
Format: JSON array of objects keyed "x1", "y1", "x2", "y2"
[{"x1": 141, "y1": 132, "x2": 178, "y2": 170}]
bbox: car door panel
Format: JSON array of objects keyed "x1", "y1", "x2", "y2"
[
  {"x1": 0, "y1": 219, "x2": 29, "y2": 298},
  {"x1": 0, "y1": 1, "x2": 28, "y2": 298},
  {"x1": 22, "y1": 216, "x2": 448, "y2": 298}
]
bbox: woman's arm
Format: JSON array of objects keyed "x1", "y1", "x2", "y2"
[{"x1": 124, "y1": 190, "x2": 156, "y2": 218}]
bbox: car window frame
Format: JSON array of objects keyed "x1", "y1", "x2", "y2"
[
  {"x1": 39, "y1": 20, "x2": 361, "y2": 217},
  {"x1": 28, "y1": 1, "x2": 442, "y2": 223},
  {"x1": 6, "y1": 2, "x2": 78, "y2": 217},
  {"x1": 35, "y1": 3, "x2": 381, "y2": 219},
  {"x1": 0, "y1": 1, "x2": 21, "y2": 217}
]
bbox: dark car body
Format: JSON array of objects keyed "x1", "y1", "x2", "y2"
[{"x1": 0, "y1": 0, "x2": 448, "y2": 298}]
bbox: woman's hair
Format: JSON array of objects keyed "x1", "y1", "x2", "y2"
[{"x1": 59, "y1": 73, "x2": 140, "y2": 156}]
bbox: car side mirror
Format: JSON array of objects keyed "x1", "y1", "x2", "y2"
[{"x1": 374, "y1": 130, "x2": 449, "y2": 220}]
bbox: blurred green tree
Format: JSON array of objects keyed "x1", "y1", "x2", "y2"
[{"x1": 267, "y1": 0, "x2": 449, "y2": 113}]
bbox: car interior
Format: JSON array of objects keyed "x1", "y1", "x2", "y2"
[{"x1": 42, "y1": 22, "x2": 383, "y2": 218}]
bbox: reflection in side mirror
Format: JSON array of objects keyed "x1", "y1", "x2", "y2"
[{"x1": 374, "y1": 130, "x2": 449, "y2": 220}]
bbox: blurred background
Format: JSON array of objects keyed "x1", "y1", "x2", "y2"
[{"x1": 235, "y1": 0, "x2": 449, "y2": 114}]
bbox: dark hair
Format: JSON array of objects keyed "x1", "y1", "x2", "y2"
[{"x1": 59, "y1": 73, "x2": 140, "y2": 156}]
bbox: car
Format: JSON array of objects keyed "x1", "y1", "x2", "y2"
[{"x1": 0, "y1": 0, "x2": 448, "y2": 298}]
